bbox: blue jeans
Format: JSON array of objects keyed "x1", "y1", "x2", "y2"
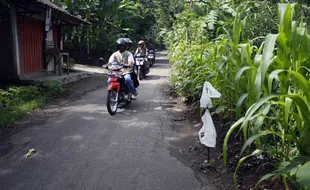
[{"x1": 108, "y1": 73, "x2": 136, "y2": 94}]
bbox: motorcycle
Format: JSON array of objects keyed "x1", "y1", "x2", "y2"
[
  {"x1": 106, "y1": 62, "x2": 133, "y2": 115},
  {"x1": 147, "y1": 49, "x2": 155, "y2": 67},
  {"x1": 135, "y1": 53, "x2": 149, "y2": 80}
]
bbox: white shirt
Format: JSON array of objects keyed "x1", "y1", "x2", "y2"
[
  {"x1": 108, "y1": 50, "x2": 134, "y2": 65},
  {"x1": 128, "y1": 52, "x2": 134, "y2": 64}
]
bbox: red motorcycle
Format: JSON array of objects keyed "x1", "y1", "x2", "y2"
[{"x1": 106, "y1": 62, "x2": 133, "y2": 115}]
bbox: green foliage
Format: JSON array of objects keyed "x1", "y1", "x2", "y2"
[
  {"x1": 223, "y1": 4, "x2": 310, "y2": 188},
  {"x1": 0, "y1": 81, "x2": 66, "y2": 128},
  {"x1": 63, "y1": 58, "x2": 76, "y2": 70},
  {"x1": 165, "y1": 0, "x2": 310, "y2": 189},
  {"x1": 52, "y1": 0, "x2": 162, "y2": 59}
]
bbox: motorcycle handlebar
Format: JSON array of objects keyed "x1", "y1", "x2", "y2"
[
  {"x1": 104, "y1": 63, "x2": 131, "y2": 68},
  {"x1": 122, "y1": 64, "x2": 130, "y2": 68},
  {"x1": 135, "y1": 54, "x2": 146, "y2": 58}
]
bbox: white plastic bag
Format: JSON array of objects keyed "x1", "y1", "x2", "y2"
[
  {"x1": 200, "y1": 82, "x2": 221, "y2": 108},
  {"x1": 199, "y1": 81, "x2": 221, "y2": 148},
  {"x1": 199, "y1": 109, "x2": 217, "y2": 147}
]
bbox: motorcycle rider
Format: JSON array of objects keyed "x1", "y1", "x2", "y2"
[
  {"x1": 134, "y1": 40, "x2": 149, "y2": 72},
  {"x1": 105, "y1": 38, "x2": 138, "y2": 98},
  {"x1": 147, "y1": 42, "x2": 156, "y2": 63},
  {"x1": 124, "y1": 38, "x2": 139, "y2": 87},
  {"x1": 149, "y1": 43, "x2": 155, "y2": 51},
  {"x1": 134, "y1": 40, "x2": 148, "y2": 57}
]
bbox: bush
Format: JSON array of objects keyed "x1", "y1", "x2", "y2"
[
  {"x1": 0, "y1": 81, "x2": 66, "y2": 128},
  {"x1": 63, "y1": 58, "x2": 76, "y2": 71},
  {"x1": 165, "y1": 1, "x2": 310, "y2": 189},
  {"x1": 36, "y1": 80, "x2": 66, "y2": 98}
]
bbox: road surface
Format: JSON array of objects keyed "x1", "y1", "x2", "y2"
[{"x1": 0, "y1": 52, "x2": 215, "y2": 190}]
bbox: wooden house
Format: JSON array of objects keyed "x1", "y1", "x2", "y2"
[{"x1": 0, "y1": 0, "x2": 88, "y2": 81}]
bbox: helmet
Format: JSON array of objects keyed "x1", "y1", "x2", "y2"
[
  {"x1": 124, "y1": 38, "x2": 133, "y2": 50},
  {"x1": 124, "y1": 38, "x2": 133, "y2": 45},
  {"x1": 116, "y1": 38, "x2": 126, "y2": 46},
  {"x1": 138, "y1": 40, "x2": 145, "y2": 45}
]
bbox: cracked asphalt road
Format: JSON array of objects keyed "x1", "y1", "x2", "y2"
[{"x1": 0, "y1": 52, "x2": 216, "y2": 190}]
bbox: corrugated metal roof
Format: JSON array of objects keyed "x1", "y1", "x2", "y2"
[{"x1": 33, "y1": 0, "x2": 90, "y2": 25}]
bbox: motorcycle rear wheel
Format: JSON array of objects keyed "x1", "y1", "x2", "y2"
[{"x1": 107, "y1": 90, "x2": 119, "y2": 115}]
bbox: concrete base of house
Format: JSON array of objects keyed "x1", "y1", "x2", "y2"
[
  {"x1": 0, "y1": 75, "x2": 20, "y2": 82},
  {"x1": 19, "y1": 71, "x2": 93, "y2": 85},
  {"x1": 0, "y1": 76, "x2": 24, "y2": 87},
  {"x1": 0, "y1": 65, "x2": 106, "y2": 86}
]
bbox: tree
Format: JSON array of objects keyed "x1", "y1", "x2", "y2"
[{"x1": 52, "y1": 0, "x2": 159, "y2": 61}]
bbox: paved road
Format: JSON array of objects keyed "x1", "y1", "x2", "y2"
[{"x1": 0, "y1": 52, "x2": 214, "y2": 190}]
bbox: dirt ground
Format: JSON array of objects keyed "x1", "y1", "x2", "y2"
[{"x1": 161, "y1": 84, "x2": 285, "y2": 190}]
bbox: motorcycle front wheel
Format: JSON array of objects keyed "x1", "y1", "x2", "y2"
[
  {"x1": 149, "y1": 60, "x2": 154, "y2": 67},
  {"x1": 107, "y1": 90, "x2": 119, "y2": 115},
  {"x1": 144, "y1": 64, "x2": 148, "y2": 77},
  {"x1": 134, "y1": 65, "x2": 138, "y2": 74},
  {"x1": 138, "y1": 66, "x2": 143, "y2": 80}
]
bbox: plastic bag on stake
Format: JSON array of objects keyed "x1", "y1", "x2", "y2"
[
  {"x1": 200, "y1": 82, "x2": 221, "y2": 108},
  {"x1": 199, "y1": 81, "x2": 221, "y2": 148},
  {"x1": 199, "y1": 109, "x2": 217, "y2": 147}
]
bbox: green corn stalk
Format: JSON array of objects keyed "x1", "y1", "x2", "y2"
[{"x1": 224, "y1": 3, "x2": 310, "y2": 189}]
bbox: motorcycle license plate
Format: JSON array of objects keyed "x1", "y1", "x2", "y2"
[
  {"x1": 136, "y1": 61, "x2": 144, "y2": 66},
  {"x1": 136, "y1": 58, "x2": 144, "y2": 65}
]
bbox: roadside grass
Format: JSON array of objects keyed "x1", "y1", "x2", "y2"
[{"x1": 0, "y1": 81, "x2": 67, "y2": 130}]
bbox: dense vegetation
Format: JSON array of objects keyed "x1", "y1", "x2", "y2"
[
  {"x1": 51, "y1": 0, "x2": 165, "y2": 62},
  {"x1": 158, "y1": 0, "x2": 310, "y2": 189}
]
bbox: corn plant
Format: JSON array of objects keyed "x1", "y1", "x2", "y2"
[{"x1": 223, "y1": 3, "x2": 310, "y2": 189}]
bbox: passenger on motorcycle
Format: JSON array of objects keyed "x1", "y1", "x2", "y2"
[
  {"x1": 106, "y1": 38, "x2": 138, "y2": 98},
  {"x1": 124, "y1": 38, "x2": 135, "y2": 63},
  {"x1": 124, "y1": 38, "x2": 133, "y2": 53},
  {"x1": 124, "y1": 38, "x2": 139, "y2": 86}
]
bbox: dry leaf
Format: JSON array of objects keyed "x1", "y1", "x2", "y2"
[{"x1": 26, "y1": 148, "x2": 36, "y2": 158}]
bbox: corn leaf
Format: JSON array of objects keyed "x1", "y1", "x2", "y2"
[
  {"x1": 223, "y1": 117, "x2": 245, "y2": 166},
  {"x1": 234, "y1": 149, "x2": 263, "y2": 188}
]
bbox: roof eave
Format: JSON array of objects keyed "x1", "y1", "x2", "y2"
[
  {"x1": 27, "y1": 0, "x2": 90, "y2": 25},
  {"x1": 50, "y1": 10, "x2": 90, "y2": 26}
]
